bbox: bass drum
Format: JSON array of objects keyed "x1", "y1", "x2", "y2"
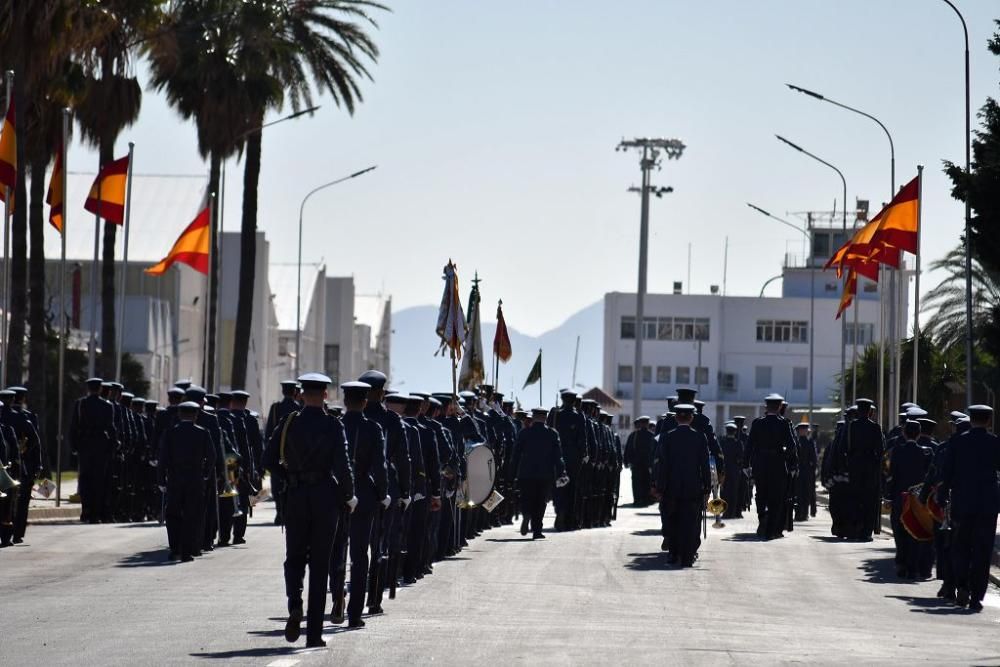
[{"x1": 464, "y1": 444, "x2": 496, "y2": 507}]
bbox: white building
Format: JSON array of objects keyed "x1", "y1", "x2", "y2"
[{"x1": 603, "y1": 221, "x2": 910, "y2": 429}]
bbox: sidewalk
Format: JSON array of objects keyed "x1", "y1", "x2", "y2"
[{"x1": 25, "y1": 477, "x2": 81, "y2": 522}]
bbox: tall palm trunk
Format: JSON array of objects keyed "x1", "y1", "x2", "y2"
[
  {"x1": 7, "y1": 72, "x2": 28, "y2": 383},
  {"x1": 28, "y1": 155, "x2": 48, "y2": 464},
  {"x1": 230, "y1": 114, "x2": 263, "y2": 390},
  {"x1": 98, "y1": 53, "x2": 118, "y2": 380},
  {"x1": 205, "y1": 151, "x2": 220, "y2": 391}
]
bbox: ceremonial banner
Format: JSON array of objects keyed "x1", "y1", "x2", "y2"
[
  {"x1": 0, "y1": 98, "x2": 15, "y2": 208},
  {"x1": 493, "y1": 300, "x2": 512, "y2": 362},
  {"x1": 84, "y1": 154, "x2": 130, "y2": 224},
  {"x1": 459, "y1": 276, "x2": 485, "y2": 390},
  {"x1": 46, "y1": 143, "x2": 64, "y2": 232},
  {"x1": 145, "y1": 204, "x2": 211, "y2": 275},
  {"x1": 435, "y1": 260, "x2": 467, "y2": 358},
  {"x1": 523, "y1": 349, "x2": 542, "y2": 389}
]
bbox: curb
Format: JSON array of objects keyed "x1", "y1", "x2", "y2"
[{"x1": 27, "y1": 505, "x2": 81, "y2": 522}]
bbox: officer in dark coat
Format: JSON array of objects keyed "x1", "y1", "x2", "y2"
[
  {"x1": 845, "y1": 398, "x2": 884, "y2": 540},
  {"x1": 0, "y1": 408, "x2": 18, "y2": 547},
  {"x1": 746, "y1": 394, "x2": 797, "y2": 540},
  {"x1": 511, "y1": 408, "x2": 567, "y2": 539},
  {"x1": 68, "y1": 379, "x2": 116, "y2": 523},
  {"x1": 184, "y1": 386, "x2": 225, "y2": 553},
  {"x1": 157, "y1": 402, "x2": 214, "y2": 562},
  {"x1": 886, "y1": 419, "x2": 933, "y2": 579},
  {"x1": 920, "y1": 412, "x2": 969, "y2": 599},
  {"x1": 549, "y1": 389, "x2": 587, "y2": 530},
  {"x1": 623, "y1": 416, "x2": 655, "y2": 507},
  {"x1": 229, "y1": 390, "x2": 260, "y2": 544},
  {"x1": 939, "y1": 405, "x2": 1000, "y2": 612},
  {"x1": 402, "y1": 394, "x2": 441, "y2": 583},
  {"x1": 263, "y1": 373, "x2": 356, "y2": 647},
  {"x1": 2, "y1": 388, "x2": 40, "y2": 542},
  {"x1": 719, "y1": 422, "x2": 744, "y2": 519},
  {"x1": 265, "y1": 380, "x2": 302, "y2": 525},
  {"x1": 732, "y1": 415, "x2": 751, "y2": 513},
  {"x1": 652, "y1": 404, "x2": 710, "y2": 567},
  {"x1": 794, "y1": 423, "x2": 818, "y2": 522}
]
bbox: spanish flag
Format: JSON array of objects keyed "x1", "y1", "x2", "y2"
[
  {"x1": 869, "y1": 174, "x2": 920, "y2": 255},
  {"x1": 145, "y1": 205, "x2": 211, "y2": 275},
  {"x1": 84, "y1": 154, "x2": 130, "y2": 224},
  {"x1": 46, "y1": 144, "x2": 64, "y2": 233},
  {"x1": 835, "y1": 270, "x2": 857, "y2": 320},
  {"x1": 0, "y1": 98, "x2": 15, "y2": 209}
]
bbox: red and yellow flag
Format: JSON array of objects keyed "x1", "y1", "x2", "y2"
[
  {"x1": 836, "y1": 270, "x2": 857, "y2": 320},
  {"x1": 46, "y1": 144, "x2": 64, "y2": 233},
  {"x1": 145, "y1": 205, "x2": 210, "y2": 275},
  {"x1": 84, "y1": 155, "x2": 130, "y2": 224},
  {"x1": 493, "y1": 300, "x2": 512, "y2": 362},
  {"x1": 0, "y1": 98, "x2": 16, "y2": 209},
  {"x1": 869, "y1": 174, "x2": 920, "y2": 255}
]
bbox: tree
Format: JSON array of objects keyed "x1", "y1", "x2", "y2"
[{"x1": 227, "y1": 0, "x2": 386, "y2": 390}]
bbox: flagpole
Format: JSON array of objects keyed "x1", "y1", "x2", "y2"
[
  {"x1": 88, "y1": 157, "x2": 101, "y2": 378},
  {"x1": 114, "y1": 142, "x2": 135, "y2": 381},
  {"x1": 56, "y1": 108, "x2": 69, "y2": 507},
  {"x1": 912, "y1": 165, "x2": 923, "y2": 402},
  {"x1": 203, "y1": 192, "x2": 216, "y2": 388},
  {"x1": 538, "y1": 348, "x2": 542, "y2": 407},
  {"x1": 1, "y1": 69, "x2": 12, "y2": 389}
]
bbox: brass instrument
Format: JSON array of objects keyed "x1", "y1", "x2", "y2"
[
  {"x1": 706, "y1": 455, "x2": 726, "y2": 532},
  {"x1": 0, "y1": 463, "x2": 21, "y2": 496},
  {"x1": 220, "y1": 451, "x2": 243, "y2": 518}
]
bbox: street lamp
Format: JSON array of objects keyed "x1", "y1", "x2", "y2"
[
  {"x1": 748, "y1": 203, "x2": 815, "y2": 426},
  {"x1": 616, "y1": 137, "x2": 685, "y2": 423},
  {"x1": 776, "y1": 135, "x2": 850, "y2": 407},
  {"x1": 294, "y1": 165, "x2": 378, "y2": 377},
  {"x1": 938, "y1": 0, "x2": 974, "y2": 408},
  {"x1": 786, "y1": 83, "x2": 898, "y2": 426}
]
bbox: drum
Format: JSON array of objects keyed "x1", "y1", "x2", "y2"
[
  {"x1": 464, "y1": 444, "x2": 496, "y2": 507},
  {"x1": 900, "y1": 490, "x2": 935, "y2": 542}
]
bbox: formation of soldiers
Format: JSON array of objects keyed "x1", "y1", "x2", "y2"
[
  {"x1": 0, "y1": 387, "x2": 43, "y2": 547},
  {"x1": 262, "y1": 373, "x2": 624, "y2": 647}
]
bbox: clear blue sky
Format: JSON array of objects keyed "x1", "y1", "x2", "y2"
[{"x1": 68, "y1": 0, "x2": 998, "y2": 335}]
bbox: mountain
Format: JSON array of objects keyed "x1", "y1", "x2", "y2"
[{"x1": 389, "y1": 299, "x2": 603, "y2": 404}]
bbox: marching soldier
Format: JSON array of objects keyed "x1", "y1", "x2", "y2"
[
  {"x1": 939, "y1": 405, "x2": 1000, "y2": 612},
  {"x1": 157, "y1": 401, "x2": 214, "y2": 562},
  {"x1": 623, "y1": 416, "x2": 655, "y2": 507},
  {"x1": 886, "y1": 419, "x2": 933, "y2": 579},
  {"x1": 652, "y1": 403, "x2": 710, "y2": 567},
  {"x1": 3, "y1": 388, "x2": 41, "y2": 542},
  {"x1": 230, "y1": 390, "x2": 261, "y2": 544},
  {"x1": 263, "y1": 372, "x2": 356, "y2": 647},
  {"x1": 719, "y1": 422, "x2": 744, "y2": 519},
  {"x1": 844, "y1": 398, "x2": 884, "y2": 541},
  {"x1": 745, "y1": 394, "x2": 797, "y2": 540},
  {"x1": 266, "y1": 380, "x2": 302, "y2": 526},
  {"x1": 0, "y1": 402, "x2": 19, "y2": 546},
  {"x1": 511, "y1": 407, "x2": 567, "y2": 540},
  {"x1": 549, "y1": 389, "x2": 587, "y2": 531},
  {"x1": 401, "y1": 394, "x2": 441, "y2": 583},
  {"x1": 794, "y1": 422, "x2": 818, "y2": 522},
  {"x1": 69, "y1": 378, "x2": 117, "y2": 524},
  {"x1": 184, "y1": 386, "x2": 225, "y2": 553}
]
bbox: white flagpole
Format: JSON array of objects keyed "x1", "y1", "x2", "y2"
[
  {"x1": 114, "y1": 142, "x2": 135, "y2": 381},
  {"x1": 912, "y1": 166, "x2": 923, "y2": 402},
  {"x1": 203, "y1": 192, "x2": 215, "y2": 388},
  {"x1": 88, "y1": 162, "x2": 100, "y2": 378},
  {"x1": 56, "y1": 108, "x2": 69, "y2": 507},
  {"x1": 1, "y1": 69, "x2": 13, "y2": 388}
]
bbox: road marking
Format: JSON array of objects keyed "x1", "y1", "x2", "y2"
[{"x1": 267, "y1": 660, "x2": 300, "y2": 667}]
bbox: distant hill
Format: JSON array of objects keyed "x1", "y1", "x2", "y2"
[{"x1": 389, "y1": 300, "x2": 603, "y2": 405}]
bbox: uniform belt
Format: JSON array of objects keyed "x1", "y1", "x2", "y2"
[{"x1": 285, "y1": 470, "x2": 332, "y2": 488}]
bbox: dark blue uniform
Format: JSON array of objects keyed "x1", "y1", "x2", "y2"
[
  {"x1": 719, "y1": 433, "x2": 744, "y2": 519},
  {"x1": 263, "y1": 405, "x2": 354, "y2": 644},
  {"x1": 511, "y1": 421, "x2": 566, "y2": 538},
  {"x1": 794, "y1": 434, "x2": 818, "y2": 521},
  {"x1": 653, "y1": 424, "x2": 710, "y2": 565},
  {"x1": 549, "y1": 403, "x2": 587, "y2": 530},
  {"x1": 402, "y1": 417, "x2": 440, "y2": 581},
  {"x1": 746, "y1": 414, "x2": 797, "y2": 539},
  {"x1": 4, "y1": 403, "x2": 41, "y2": 541},
  {"x1": 624, "y1": 427, "x2": 655, "y2": 507},
  {"x1": 887, "y1": 439, "x2": 933, "y2": 577},
  {"x1": 158, "y1": 420, "x2": 214, "y2": 560},
  {"x1": 845, "y1": 417, "x2": 885, "y2": 540},
  {"x1": 70, "y1": 393, "x2": 117, "y2": 522}
]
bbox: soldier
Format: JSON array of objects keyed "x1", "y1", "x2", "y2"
[
  {"x1": 266, "y1": 380, "x2": 302, "y2": 525},
  {"x1": 184, "y1": 386, "x2": 225, "y2": 553},
  {"x1": 69, "y1": 378, "x2": 117, "y2": 524},
  {"x1": 794, "y1": 422, "x2": 818, "y2": 522},
  {"x1": 157, "y1": 401, "x2": 214, "y2": 562},
  {"x1": 732, "y1": 415, "x2": 751, "y2": 514},
  {"x1": 920, "y1": 412, "x2": 969, "y2": 599},
  {"x1": 886, "y1": 419, "x2": 933, "y2": 579},
  {"x1": 844, "y1": 398, "x2": 884, "y2": 541},
  {"x1": 3, "y1": 388, "x2": 41, "y2": 542},
  {"x1": 401, "y1": 394, "x2": 441, "y2": 584},
  {"x1": 917, "y1": 417, "x2": 939, "y2": 453},
  {"x1": 385, "y1": 392, "x2": 417, "y2": 592},
  {"x1": 719, "y1": 422, "x2": 744, "y2": 519},
  {"x1": 430, "y1": 393, "x2": 461, "y2": 560},
  {"x1": 938, "y1": 405, "x2": 1000, "y2": 612},
  {"x1": 623, "y1": 416, "x2": 655, "y2": 507},
  {"x1": 652, "y1": 403, "x2": 710, "y2": 567},
  {"x1": 215, "y1": 391, "x2": 250, "y2": 547},
  {"x1": 511, "y1": 408, "x2": 567, "y2": 539},
  {"x1": 329, "y1": 381, "x2": 388, "y2": 629},
  {"x1": 745, "y1": 394, "x2": 797, "y2": 540},
  {"x1": 549, "y1": 389, "x2": 587, "y2": 530},
  {"x1": 230, "y1": 390, "x2": 261, "y2": 544}
]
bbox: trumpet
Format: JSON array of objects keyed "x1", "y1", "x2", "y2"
[{"x1": 219, "y1": 451, "x2": 243, "y2": 518}]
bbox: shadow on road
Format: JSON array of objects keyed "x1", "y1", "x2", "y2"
[
  {"x1": 810, "y1": 535, "x2": 849, "y2": 543},
  {"x1": 722, "y1": 532, "x2": 763, "y2": 542},
  {"x1": 248, "y1": 623, "x2": 356, "y2": 639},
  {"x1": 485, "y1": 537, "x2": 533, "y2": 543},
  {"x1": 886, "y1": 594, "x2": 974, "y2": 616},
  {"x1": 115, "y1": 522, "x2": 163, "y2": 529},
  {"x1": 858, "y1": 555, "x2": 912, "y2": 585},
  {"x1": 635, "y1": 512, "x2": 660, "y2": 517},
  {"x1": 631, "y1": 528, "x2": 662, "y2": 537},
  {"x1": 191, "y1": 647, "x2": 304, "y2": 660},
  {"x1": 117, "y1": 549, "x2": 173, "y2": 568},
  {"x1": 624, "y1": 551, "x2": 680, "y2": 571}
]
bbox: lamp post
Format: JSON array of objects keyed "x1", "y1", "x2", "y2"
[
  {"x1": 616, "y1": 138, "x2": 685, "y2": 423},
  {"x1": 938, "y1": 0, "x2": 973, "y2": 408},
  {"x1": 776, "y1": 134, "x2": 849, "y2": 407},
  {"x1": 786, "y1": 83, "x2": 897, "y2": 426},
  {"x1": 748, "y1": 203, "x2": 815, "y2": 426},
  {"x1": 294, "y1": 165, "x2": 377, "y2": 377}
]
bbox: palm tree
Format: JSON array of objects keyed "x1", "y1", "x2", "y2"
[
  {"x1": 227, "y1": 0, "x2": 386, "y2": 390},
  {"x1": 75, "y1": 1, "x2": 160, "y2": 380}
]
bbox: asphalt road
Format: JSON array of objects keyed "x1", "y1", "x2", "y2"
[{"x1": 5, "y1": 475, "x2": 1000, "y2": 666}]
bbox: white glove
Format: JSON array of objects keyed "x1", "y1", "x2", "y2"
[
  {"x1": 583, "y1": 456, "x2": 590, "y2": 464},
  {"x1": 346, "y1": 496, "x2": 359, "y2": 513},
  {"x1": 381, "y1": 495, "x2": 392, "y2": 509},
  {"x1": 413, "y1": 492, "x2": 426, "y2": 502},
  {"x1": 400, "y1": 496, "x2": 412, "y2": 510},
  {"x1": 555, "y1": 475, "x2": 569, "y2": 488},
  {"x1": 158, "y1": 485, "x2": 167, "y2": 493}
]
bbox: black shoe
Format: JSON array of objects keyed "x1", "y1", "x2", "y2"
[
  {"x1": 969, "y1": 600, "x2": 983, "y2": 613},
  {"x1": 956, "y1": 588, "x2": 970, "y2": 607},
  {"x1": 348, "y1": 618, "x2": 366, "y2": 629},
  {"x1": 403, "y1": 576, "x2": 417, "y2": 585},
  {"x1": 520, "y1": 517, "x2": 529, "y2": 536},
  {"x1": 331, "y1": 599, "x2": 345, "y2": 624},
  {"x1": 233, "y1": 537, "x2": 246, "y2": 545},
  {"x1": 938, "y1": 586, "x2": 956, "y2": 601},
  {"x1": 532, "y1": 532, "x2": 545, "y2": 540},
  {"x1": 368, "y1": 604, "x2": 384, "y2": 615},
  {"x1": 660, "y1": 538, "x2": 669, "y2": 552},
  {"x1": 681, "y1": 560, "x2": 695, "y2": 568},
  {"x1": 12, "y1": 537, "x2": 23, "y2": 544},
  {"x1": 284, "y1": 607, "x2": 303, "y2": 643},
  {"x1": 203, "y1": 545, "x2": 214, "y2": 552},
  {"x1": 665, "y1": 553, "x2": 678, "y2": 565},
  {"x1": 181, "y1": 555, "x2": 194, "y2": 563},
  {"x1": 192, "y1": 550, "x2": 202, "y2": 557},
  {"x1": 305, "y1": 637, "x2": 326, "y2": 648},
  {"x1": 216, "y1": 540, "x2": 229, "y2": 547}
]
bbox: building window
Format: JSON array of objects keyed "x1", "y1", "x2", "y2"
[
  {"x1": 642, "y1": 366, "x2": 652, "y2": 383},
  {"x1": 657, "y1": 319, "x2": 672, "y2": 340},
  {"x1": 643, "y1": 317, "x2": 658, "y2": 340},
  {"x1": 792, "y1": 366, "x2": 808, "y2": 390},
  {"x1": 756, "y1": 320, "x2": 808, "y2": 343},
  {"x1": 719, "y1": 372, "x2": 737, "y2": 392},
  {"x1": 676, "y1": 366, "x2": 691, "y2": 384},
  {"x1": 325, "y1": 344, "x2": 340, "y2": 382},
  {"x1": 755, "y1": 366, "x2": 772, "y2": 389},
  {"x1": 695, "y1": 366, "x2": 709, "y2": 385},
  {"x1": 812, "y1": 232, "x2": 831, "y2": 259},
  {"x1": 845, "y1": 323, "x2": 875, "y2": 346},
  {"x1": 620, "y1": 316, "x2": 635, "y2": 340},
  {"x1": 653, "y1": 316, "x2": 710, "y2": 341},
  {"x1": 656, "y1": 366, "x2": 671, "y2": 384},
  {"x1": 617, "y1": 364, "x2": 633, "y2": 383}
]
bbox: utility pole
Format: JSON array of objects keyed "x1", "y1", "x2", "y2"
[{"x1": 617, "y1": 137, "x2": 685, "y2": 421}]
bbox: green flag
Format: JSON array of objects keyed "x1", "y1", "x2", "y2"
[{"x1": 522, "y1": 349, "x2": 542, "y2": 389}]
